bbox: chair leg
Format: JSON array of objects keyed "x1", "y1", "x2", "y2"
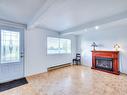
[
  {"x1": 76, "y1": 61, "x2": 78, "y2": 65},
  {"x1": 72, "y1": 60, "x2": 74, "y2": 65},
  {"x1": 80, "y1": 60, "x2": 81, "y2": 65}
]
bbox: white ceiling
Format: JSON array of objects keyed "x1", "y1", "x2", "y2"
[
  {"x1": 0, "y1": 0, "x2": 127, "y2": 33},
  {"x1": 0, "y1": 0, "x2": 46, "y2": 24}
]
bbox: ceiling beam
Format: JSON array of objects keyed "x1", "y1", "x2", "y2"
[
  {"x1": 61, "y1": 10, "x2": 127, "y2": 35},
  {"x1": 35, "y1": 26, "x2": 60, "y2": 33},
  {"x1": 0, "y1": 19, "x2": 27, "y2": 29},
  {"x1": 28, "y1": 0, "x2": 57, "y2": 29}
]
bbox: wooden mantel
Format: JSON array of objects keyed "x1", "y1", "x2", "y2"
[{"x1": 91, "y1": 50, "x2": 120, "y2": 75}]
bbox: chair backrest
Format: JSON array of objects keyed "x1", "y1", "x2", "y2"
[{"x1": 76, "y1": 53, "x2": 81, "y2": 60}]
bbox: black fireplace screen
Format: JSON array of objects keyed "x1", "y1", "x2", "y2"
[{"x1": 96, "y1": 57, "x2": 113, "y2": 71}]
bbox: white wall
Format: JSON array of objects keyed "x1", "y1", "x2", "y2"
[
  {"x1": 77, "y1": 25, "x2": 127, "y2": 74},
  {"x1": 25, "y1": 28, "x2": 76, "y2": 76}
]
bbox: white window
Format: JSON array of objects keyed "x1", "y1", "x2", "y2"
[
  {"x1": 1, "y1": 29, "x2": 20, "y2": 63},
  {"x1": 47, "y1": 37, "x2": 71, "y2": 54}
]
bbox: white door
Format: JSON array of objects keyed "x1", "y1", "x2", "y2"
[{"x1": 0, "y1": 27, "x2": 24, "y2": 83}]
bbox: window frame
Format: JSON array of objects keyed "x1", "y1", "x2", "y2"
[{"x1": 47, "y1": 36, "x2": 72, "y2": 55}]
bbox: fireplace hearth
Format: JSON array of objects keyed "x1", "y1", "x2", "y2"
[{"x1": 91, "y1": 51, "x2": 119, "y2": 75}]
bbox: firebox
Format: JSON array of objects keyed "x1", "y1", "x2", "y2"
[{"x1": 96, "y1": 57, "x2": 113, "y2": 71}]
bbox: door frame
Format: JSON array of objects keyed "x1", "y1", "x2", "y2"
[{"x1": 0, "y1": 26, "x2": 25, "y2": 83}]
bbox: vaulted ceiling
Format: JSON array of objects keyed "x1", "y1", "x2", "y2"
[{"x1": 0, "y1": 0, "x2": 127, "y2": 34}]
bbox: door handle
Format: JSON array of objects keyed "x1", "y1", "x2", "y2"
[
  {"x1": 20, "y1": 52, "x2": 24, "y2": 58},
  {"x1": 20, "y1": 55, "x2": 24, "y2": 58}
]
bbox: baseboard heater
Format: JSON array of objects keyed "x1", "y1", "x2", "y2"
[{"x1": 48, "y1": 63, "x2": 71, "y2": 71}]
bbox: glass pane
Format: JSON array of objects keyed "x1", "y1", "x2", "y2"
[
  {"x1": 66, "y1": 39, "x2": 71, "y2": 53},
  {"x1": 47, "y1": 37, "x2": 59, "y2": 54},
  {"x1": 1, "y1": 30, "x2": 20, "y2": 63},
  {"x1": 60, "y1": 39, "x2": 67, "y2": 53},
  {"x1": 60, "y1": 39, "x2": 71, "y2": 53}
]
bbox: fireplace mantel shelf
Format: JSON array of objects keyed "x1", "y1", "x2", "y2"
[
  {"x1": 91, "y1": 50, "x2": 119, "y2": 53},
  {"x1": 91, "y1": 50, "x2": 120, "y2": 75}
]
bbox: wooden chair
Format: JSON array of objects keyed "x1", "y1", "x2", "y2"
[{"x1": 72, "y1": 53, "x2": 81, "y2": 65}]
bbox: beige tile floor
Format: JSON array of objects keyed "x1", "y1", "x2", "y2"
[{"x1": 1, "y1": 65, "x2": 127, "y2": 95}]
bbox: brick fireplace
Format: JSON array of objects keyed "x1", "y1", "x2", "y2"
[{"x1": 91, "y1": 51, "x2": 120, "y2": 75}]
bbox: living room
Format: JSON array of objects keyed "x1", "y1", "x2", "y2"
[{"x1": 0, "y1": 0, "x2": 127, "y2": 95}]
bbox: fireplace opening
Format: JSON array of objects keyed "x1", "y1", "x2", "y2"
[{"x1": 96, "y1": 57, "x2": 113, "y2": 71}]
